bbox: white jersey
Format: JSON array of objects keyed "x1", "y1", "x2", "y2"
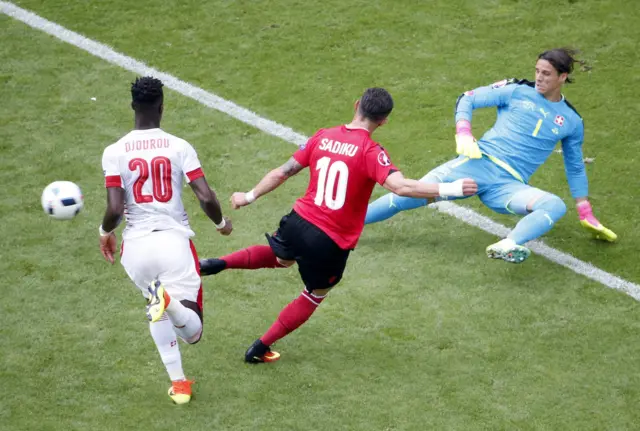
[{"x1": 102, "y1": 128, "x2": 204, "y2": 240}]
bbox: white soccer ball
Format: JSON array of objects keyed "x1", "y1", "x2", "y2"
[{"x1": 41, "y1": 181, "x2": 84, "y2": 220}]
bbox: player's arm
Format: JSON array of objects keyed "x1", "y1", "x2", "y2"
[
  {"x1": 454, "y1": 79, "x2": 518, "y2": 159},
  {"x1": 455, "y1": 79, "x2": 518, "y2": 123},
  {"x1": 561, "y1": 122, "x2": 617, "y2": 241},
  {"x1": 230, "y1": 130, "x2": 320, "y2": 209},
  {"x1": 382, "y1": 171, "x2": 477, "y2": 199},
  {"x1": 99, "y1": 148, "x2": 124, "y2": 264},
  {"x1": 99, "y1": 187, "x2": 125, "y2": 264},
  {"x1": 181, "y1": 142, "x2": 232, "y2": 235},
  {"x1": 101, "y1": 188, "x2": 125, "y2": 233},
  {"x1": 366, "y1": 146, "x2": 477, "y2": 199},
  {"x1": 230, "y1": 157, "x2": 305, "y2": 209},
  {"x1": 189, "y1": 176, "x2": 232, "y2": 235}
]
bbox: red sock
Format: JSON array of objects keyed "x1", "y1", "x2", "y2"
[
  {"x1": 260, "y1": 291, "x2": 325, "y2": 346},
  {"x1": 222, "y1": 245, "x2": 284, "y2": 270}
]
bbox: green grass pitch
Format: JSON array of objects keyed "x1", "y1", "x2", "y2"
[{"x1": 1, "y1": 1, "x2": 640, "y2": 430}]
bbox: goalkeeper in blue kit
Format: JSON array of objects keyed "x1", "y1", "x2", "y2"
[{"x1": 365, "y1": 48, "x2": 616, "y2": 263}]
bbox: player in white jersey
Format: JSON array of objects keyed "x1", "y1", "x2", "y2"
[{"x1": 98, "y1": 77, "x2": 232, "y2": 404}]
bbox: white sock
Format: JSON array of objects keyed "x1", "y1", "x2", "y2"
[
  {"x1": 149, "y1": 316, "x2": 185, "y2": 381},
  {"x1": 498, "y1": 237, "x2": 517, "y2": 248},
  {"x1": 165, "y1": 297, "x2": 202, "y2": 344}
]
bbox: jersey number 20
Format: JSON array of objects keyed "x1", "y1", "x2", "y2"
[
  {"x1": 129, "y1": 157, "x2": 173, "y2": 203},
  {"x1": 314, "y1": 156, "x2": 349, "y2": 210}
]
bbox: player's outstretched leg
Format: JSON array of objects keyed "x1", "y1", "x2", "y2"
[
  {"x1": 200, "y1": 245, "x2": 286, "y2": 276},
  {"x1": 245, "y1": 290, "x2": 326, "y2": 363},
  {"x1": 487, "y1": 191, "x2": 566, "y2": 264},
  {"x1": 364, "y1": 193, "x2": 428, "y2": 224}
]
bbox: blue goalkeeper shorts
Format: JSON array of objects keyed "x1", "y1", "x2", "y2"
[{"x1": 423, "y1": 155, "x2": 548, "y2": 215}]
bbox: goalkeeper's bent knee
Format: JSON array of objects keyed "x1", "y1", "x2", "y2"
[{"x1": 532, "y1": 194, "x2": 567, "y2": 222}]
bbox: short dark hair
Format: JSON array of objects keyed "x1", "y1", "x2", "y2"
[
  {"x1": 538, "y1": 48, "x2": 580, "y2": 84},
  {"x1": 359, "y1": 88, "x2": 393, "y2": 122},
  {"x1": 131, "y1": 76, "x2": 164, "y2": 111}
]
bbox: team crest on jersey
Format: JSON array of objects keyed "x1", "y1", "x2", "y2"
[
  {"x1": 554, "y1": 115, "x2": 565, "y2": 126},
  {"x1": 517, "y1": 100, "x2": 536, "y2": 111},
  {"x1": 377, "y1": 151, "x2": 391, "y2": 167}
]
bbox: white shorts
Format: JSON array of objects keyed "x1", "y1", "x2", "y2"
[{"x1": 121, "y1": 229, "x2": 202, "y2": 307}]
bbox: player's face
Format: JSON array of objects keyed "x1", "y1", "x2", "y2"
[{"x1": 534, "y1": 59, "x2": 566, "y2": 96}]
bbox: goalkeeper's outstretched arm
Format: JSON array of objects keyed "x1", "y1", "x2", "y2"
[
  {"x1": 453, "y1": 80, "x2": 518, "y2": 159},
  {"x1": 561, "y1": 127, "x2": 617, "y2": 242}
]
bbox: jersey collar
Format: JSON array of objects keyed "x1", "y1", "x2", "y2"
[
  {"x1": 342, "y1": 125, "x2": 371, "y2": 135},
  {"x1": 130, "y1": 128, "x2": 163, "y2": 133}
]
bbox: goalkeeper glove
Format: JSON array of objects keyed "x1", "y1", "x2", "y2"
[
  {"x1": 455, "y1": 120, "x2": 482, "y2": 159},
  {"x1": 577, "y1": 200, "x2": 617, "y2": 242}
]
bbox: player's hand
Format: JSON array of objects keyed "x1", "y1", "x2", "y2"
[
  {"x1": 455, "y1": 134, "x2": 482, "y2": 159},
  {"x1": 99, "y1": 232, "x2": 117, "y2": 264},
  {"x1": 461, "y1": 178, "x2": 478, "y2": 196},
  {"x1": 230, "y1": 192, "x2": 250, "y2": 209},
  {"x1": 217, "y1": 216, "x2": 233, "y2": 236},
  {"x1": 577, "y1": 200, "x2": 617, "y2": 242},
  {"x1": 438, "y1": 178, "x2": 478, "y2": 197}
]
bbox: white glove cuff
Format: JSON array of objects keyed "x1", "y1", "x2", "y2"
[
  {"x1": 438, "y1": 180, "x2": 464, "y2": 198},
  {"x1": 214, "y1": 218, "x2": 227, "y2": 229},
  {"x1": 99, "y1": 225, "x2": 113, "y2": 237}
]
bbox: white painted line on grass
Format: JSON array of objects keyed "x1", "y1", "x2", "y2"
[
  {"x1": 436, "y1": 202, "x2": 640, "y2": 300},
  {"x1": 0, "y1": 2, "x2": 308, "y2": 148},
  {"x1": 2, "y1": 1, "x2": 638, "y2": 300}
]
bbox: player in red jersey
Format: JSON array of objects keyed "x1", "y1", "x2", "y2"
[
  {"x1": 99, "y1": 77, "x2": 232, "y2": 403},
  {"x1": 199, "y1": 88, "x2": 477, "y2": 363}
]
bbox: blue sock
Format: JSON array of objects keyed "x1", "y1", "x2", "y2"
[
  {"x1": 365, "y1": 193, "x2": 428, "y2": 224},
  {"x1": 508, "y1": 195, "x2": 567, "y2": 244}
]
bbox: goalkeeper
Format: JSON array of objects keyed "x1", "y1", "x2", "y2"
[{"x1": 365, "y1": 48, "x2": 616, "y2": 263}]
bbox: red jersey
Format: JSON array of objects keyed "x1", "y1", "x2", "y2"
[{"x1": 292, "y1": 125, "x2": 397, "y2": 249}]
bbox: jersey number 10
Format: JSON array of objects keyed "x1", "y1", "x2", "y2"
[
  {"x1": 314, "y1": 156, "x2": 349, "y2": 210},
  {"x1": 129, "y1": 157, "x2": 173, "y2": 203}
]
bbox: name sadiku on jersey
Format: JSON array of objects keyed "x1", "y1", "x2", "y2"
[{"x1": 317, "y1": 138, "x2": 359, "y2": 157}]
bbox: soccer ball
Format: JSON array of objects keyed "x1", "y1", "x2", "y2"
[{"x1": 41, "y1": 181, "x2": 84, "y2": 220}]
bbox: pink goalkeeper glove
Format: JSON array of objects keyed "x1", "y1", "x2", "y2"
[{"x1": 577, "y1": 201, "x2": 617, "y2": 242}]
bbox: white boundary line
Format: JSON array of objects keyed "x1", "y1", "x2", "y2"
[{"x1": 3, "y1": 1, "x2": 639, "y2": 300}]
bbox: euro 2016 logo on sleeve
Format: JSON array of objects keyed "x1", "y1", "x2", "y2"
[
  {"x1": 491, "y1": 79, "x2": 508, "y2": 89},
  {"x1": 378, "y1": 151, "x2": 391, "y2": 166}
]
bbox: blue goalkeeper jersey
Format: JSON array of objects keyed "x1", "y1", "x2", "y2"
[{"x1": 454, "y1": 78, "x2": 588, "y2": 198}]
